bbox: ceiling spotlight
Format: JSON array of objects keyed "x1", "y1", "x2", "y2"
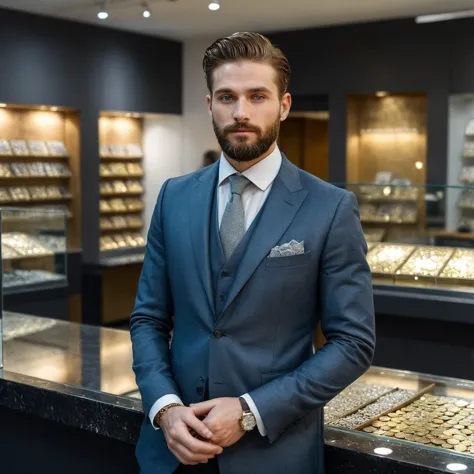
[
  {"x1": 416, "y1": 10, "x2": 474, "y2": 24},
  {"x1": 142, "y1": 3, "x2": 152, "y2": 18},
  {"x1": 208, "y1": 1, "x2": 220, "y2": 11},
  {"x1": 98, "y1": 3, "x2": 108, "y2": 19}
]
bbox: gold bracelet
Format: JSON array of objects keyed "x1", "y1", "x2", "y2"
[{"x1": 156, "y1": 403, "x2": 183, "y2": 427}]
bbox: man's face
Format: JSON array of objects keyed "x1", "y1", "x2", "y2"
[{"x1": 207, "y1": 60, "x2": 291, "y2": 162}]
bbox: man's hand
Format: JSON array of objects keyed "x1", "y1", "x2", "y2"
[
  {"x1": 190, "y1": 398, "x2": 245, "y2": 447},
  {"x1": 159, "y1": 406, "x2": 224, "y2": 465}
]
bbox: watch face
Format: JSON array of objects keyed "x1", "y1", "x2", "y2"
[{"x1": 242, "y1": 413, "x2": 256, "y2": 431}]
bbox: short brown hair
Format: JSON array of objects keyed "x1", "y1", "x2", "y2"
[{"x1": 202, "y1": 32, "x2": 290, "y2": 97}]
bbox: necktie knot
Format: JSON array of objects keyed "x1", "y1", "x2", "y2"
[{"x1": 229, "y1": 174, "x2": 251, "y2": 196}]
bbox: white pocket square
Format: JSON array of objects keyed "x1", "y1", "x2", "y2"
[{"x1": 269, "y1": 240, "x2": 305, "y2": 258}]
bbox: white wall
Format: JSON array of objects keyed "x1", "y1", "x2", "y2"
[
  {"x1": 182, "y1": 36, "x2": 219, "y2": 174},
  {"x1": 143, "y1": 114, "x2": 184, "y2": 235},
  {"x1": 141, "y1": 37, "x2": 222, "y2": 234},
  {"x1": 447, "y1": 95, "x2": 474, "y2": 229}
]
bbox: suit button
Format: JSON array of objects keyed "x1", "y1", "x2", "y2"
[
  {"x1": 213, "y1": 330, "x2": 223, "y2": 339},
  {"x1": 196, "y1": 386, "x2": 203, "y2": 395},
  {"x1": 221, "y1": 272, "x2": 230, "y2": 279},
  {"x1": 219, "y1": 295, "x2": 226, "y2": 301}
]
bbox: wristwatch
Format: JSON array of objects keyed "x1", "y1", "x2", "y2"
[{"x1": 238, "y1": 397, "x2": 257, "y2": 431}]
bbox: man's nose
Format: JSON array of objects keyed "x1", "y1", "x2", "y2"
[{"x1": 233, "y1": 98, "x2": 251, "y2": 122}]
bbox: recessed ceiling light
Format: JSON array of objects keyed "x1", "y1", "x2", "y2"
[
  {"x1": 98, "y1": 3, "x2": 108, "y2": 19},
  {"x1": 208, "y1": 1, "x2": 220, "y2": 11},
  {"x1": 142, "y1": 3, "x2": 151, "y2": 18}
]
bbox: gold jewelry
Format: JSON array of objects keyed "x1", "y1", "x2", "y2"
[{"x1": 156, "y1": 403, "x2": 183, "y2": 427}]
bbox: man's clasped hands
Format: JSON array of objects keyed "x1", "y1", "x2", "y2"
[{"x1": 158, "y1": 397, "x2": 246, "y2": 466}]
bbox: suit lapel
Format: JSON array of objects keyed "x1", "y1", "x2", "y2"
[
  {"x1": 218, "y1": 156, "x2": 308, "y2": 319},
  {"x1": 189, "y1": 163, "x2": 219, "y2": 313}
]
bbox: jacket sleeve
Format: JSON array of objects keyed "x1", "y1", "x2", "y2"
[
  {"x1": 248, "y1": 191, "x2": 376, "y2": 443},
  {"x1": 130, "y1": 179, "x2": 181, "y2": 420}
]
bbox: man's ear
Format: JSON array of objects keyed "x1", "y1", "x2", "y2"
[
  {"x1": 206, "y1": 95, "x2": 212, "y2": 117},
  {"x1": 280, "y1": 92, "x2": 292, "y2": 121}
]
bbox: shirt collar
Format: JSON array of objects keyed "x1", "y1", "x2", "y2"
[{"x1": 218, "y1": 144, "x2": 282, "y2": 191}]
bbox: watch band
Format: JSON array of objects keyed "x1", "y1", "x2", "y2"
[{"x1": 239, "y1": 396, "x2": 250, "y2": 412}]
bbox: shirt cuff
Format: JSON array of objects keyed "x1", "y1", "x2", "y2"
[
  {"x1": 149, "y1": 394, "x2": 184, "y2": 430},
  {"x1": 242, "y1": 393, "x2": 267, "y2": 437}
]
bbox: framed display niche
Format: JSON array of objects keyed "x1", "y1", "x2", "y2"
[{"x1": 346, "y1": 93, "x2": 428, "y2": 243}]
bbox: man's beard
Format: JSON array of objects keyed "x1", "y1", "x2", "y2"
[{"x1": 212, "y1": 116, "x2": 280, "y2": 162}]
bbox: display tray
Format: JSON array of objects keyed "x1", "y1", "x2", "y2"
[
  {"x1": 367, "y1": 243, "x2": 474, "y2": 289},
  {"x1": 366, "y1": 244, "x2": 416, "y2": 278},
  {"x1": 3, "y1": 270, "x2": 67, "y2": 295},
  {"x1": 327, "y1": 367, "x2": 474, "y2": 462}
]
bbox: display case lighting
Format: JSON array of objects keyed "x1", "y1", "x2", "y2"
[
  {"x1": 415, "y1": 161, "x2": 423, "y2": 170},
  {"x1": 209, "y1": 1, "x2": 220, "y2": 11},
  {"x1": 376, "y1": 91, "x2": 388, "y2": 98},
  {"x1": 40, "y1": 106, "x2": 48, "y2": 111},
  {"x1": 132, "y1": 113, "x2": 140, "y2": 118},
  {"x1": 373, "y1": 447, "x2": 393, "y2": 456},
  {"x1": 361, "y1": 128, "x2": 419, "y2": 134},
  {"x1": 50, "y1": 107, "x2": 58, "y2": 112},
  {"x1": 0, "y1": 103, "x2": 6, "y2": 108},
  {"x1": 446, "y1": 464, "x2": 468, "y2": 472}
]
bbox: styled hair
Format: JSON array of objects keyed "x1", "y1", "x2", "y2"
[{"x1": 202, "y1": 32, "x2": 290, "y2": 97}]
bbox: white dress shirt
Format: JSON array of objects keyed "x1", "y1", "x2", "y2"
[{"x1": 149, "y1": 145, "x2": 283, "y2": 437}]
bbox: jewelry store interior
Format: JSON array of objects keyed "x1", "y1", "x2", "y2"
[{"x1": 2, "y1": 4, "x2": 474, "y2": 474}]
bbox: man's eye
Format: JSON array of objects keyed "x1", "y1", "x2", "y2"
[
  {"x1": 219, "y1": 95, "x2": 234, "y2": 102},
  {"x1": 252, "y1": 95, "x2": 265, "y2": 101}
]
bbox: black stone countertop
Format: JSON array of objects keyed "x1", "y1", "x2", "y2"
[{"x1": 2, "y1": 312, "x2": 474, "y2": 473}]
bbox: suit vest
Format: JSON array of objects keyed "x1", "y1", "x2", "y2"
[{"x1": 209, "y1": 185, "x2": 262, "y2": 317}]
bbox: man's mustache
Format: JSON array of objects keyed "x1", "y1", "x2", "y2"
[{"x1": 224, "y1": 123, "x2": 261, "y2": 134}]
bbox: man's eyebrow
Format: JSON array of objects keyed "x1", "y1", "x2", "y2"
[
  {"x1": 214, "y1": 87, "x2": 273, "y2": 95},
  {"x1": 214, "y1": 88, "x2": 234, "y2": 95}
]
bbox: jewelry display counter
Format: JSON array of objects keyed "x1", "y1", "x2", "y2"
[{"x1": 1, "y1": 312, "x2": 471, "y2": 474}]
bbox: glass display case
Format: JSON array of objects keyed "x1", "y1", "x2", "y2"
[
  {"x1": 1, "y1": 206, "x2": 68, "y2": 294},
  {"x1": 326, "y1": 366, "x2": 474, "y2": 472},
  {"x1": 335, "y1": 183, "x2": 474, "y2": 293}
]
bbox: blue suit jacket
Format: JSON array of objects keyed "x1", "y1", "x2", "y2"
[{"x1": 130, "y1": 155, "x2": 375, "y2": 474}]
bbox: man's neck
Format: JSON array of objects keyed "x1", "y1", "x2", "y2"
[{"x1": 223, "y1": 142, "x2": 276, "y2": 173}]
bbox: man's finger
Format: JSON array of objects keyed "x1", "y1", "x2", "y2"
[
  {"x1": 184, "y1": 412, "x2": 214, "y2": 440},
  {"x1": 177, "y1": 425, "x2": 223, "y2": 455},
  {"x1": 190, "y1": 400, "x2": 219, "y2": 416},
  {"x1": 173, "y1": 443, "x2": 212, "y2": 465}
]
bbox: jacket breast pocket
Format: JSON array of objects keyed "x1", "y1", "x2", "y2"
[{"x1": 264, "y1": 251, "x2": 312, "y2": 268}]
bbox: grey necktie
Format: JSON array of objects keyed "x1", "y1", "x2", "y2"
[{"x1": 220, "y1": 174, "x2": 251, "y2": 260}]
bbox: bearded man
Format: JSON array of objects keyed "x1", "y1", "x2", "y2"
[{"x1": 130, "y1": 31, "x2": 375, "y2": 474}]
